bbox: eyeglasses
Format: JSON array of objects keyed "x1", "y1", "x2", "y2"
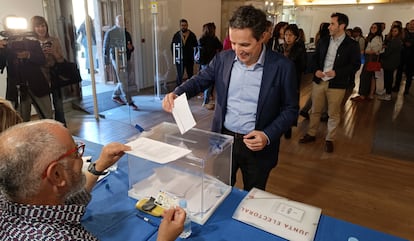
[
  {"x1": 54, "y1": 141, "x2": 85, "y2": 163},
  {"x1": 41, "y1": 142, "x2": 85, "y2": 178}
]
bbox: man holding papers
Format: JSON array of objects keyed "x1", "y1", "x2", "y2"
[{"x1": 163, "y1": 5, "x2": 298, "y2": 191}]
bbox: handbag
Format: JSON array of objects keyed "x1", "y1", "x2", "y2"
[
  {"x1": 51, "y1": 60, "x2": 82, "y2": 89},
  {"x1": 366, "y1": 55, "x2": 381, "y2": 72}
]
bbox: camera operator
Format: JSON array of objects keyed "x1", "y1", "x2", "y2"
[
  {"x1": 31, "y1": 16, "x2": 66, "y2": 125},
  {"x1": 2, "y1": 32, "x2": 53, "y2": 122}
]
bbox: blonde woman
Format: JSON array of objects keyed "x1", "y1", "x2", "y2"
[{"x1": 31, "y1": 16, "x2": 66, "y2": 125}]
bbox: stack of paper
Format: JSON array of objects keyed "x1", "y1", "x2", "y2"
[{"x1": 233, "y1": 188, "x2": 321, "y2": 241}]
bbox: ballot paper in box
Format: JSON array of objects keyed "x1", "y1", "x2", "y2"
[
  {"x1": 233, "y1": 188, "x2": 321, "y2": 241},
  {"x1": 126, "y1": 122, "x2": 233, "y2": 225}
]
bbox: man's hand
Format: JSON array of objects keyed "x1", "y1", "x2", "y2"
[
  {"x1": 324, "y1": 70, "x2": 336, "y2": 78},
  {"x1": 243, "y1": 130, "x2": 268, "y2": 151},
  {"x1": 157, "y1": 207, "x2": 186, "y2": 241},
  {"x1": 94, "y1": 142, "x2": 131, "y2": 172},
  {"x1": 315, "y1": 70, "x2": 325, "y2": 79},
  {"x1": 162, "y1": 92, "x2": 178, "y2": 113}
]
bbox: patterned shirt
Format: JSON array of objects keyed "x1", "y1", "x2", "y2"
[{"x1": 0, "y1": 190, "x2": 98, "y2": 241}]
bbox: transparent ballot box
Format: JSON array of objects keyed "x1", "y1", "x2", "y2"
[{"x1": 127, "y1": 122, "x2": 233, "y2": 225}]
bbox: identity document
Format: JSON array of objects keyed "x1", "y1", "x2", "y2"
[{"x1": 232, "y1": 188, "x2": 321, "y2": 241}]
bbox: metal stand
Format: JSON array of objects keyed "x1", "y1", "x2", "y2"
[{"x1": 15, "y1": 58, "x2": 45, "y2": 119}]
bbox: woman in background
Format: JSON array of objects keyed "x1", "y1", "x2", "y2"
[
  {"x1": 378, "y1": 25, "x2": 403, "y2": 101},
  {"x1": 351, "y1": 22, "x2": 383, "y2": 102},
  {"x1": 198, "y1": 22, "x2": 222, "y2": 110},
  {"x1": 31, "y1": 16, "x2": 66, "y2": 125},
  {"x1": 281, "y1": 24, "x2": 306, "y2": 139},
  {"x1": 299, "y1": 22, "x2": 330, "y2": 120},
  {"x1": 268, "y1": 21, "x2": 288, "y2": 52}
]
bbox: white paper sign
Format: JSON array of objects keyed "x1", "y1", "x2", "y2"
[{"x1": 233, "y1": 188, "x2": 321, "y2": 241}]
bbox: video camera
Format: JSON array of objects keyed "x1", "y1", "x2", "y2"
[
  {"x1": 0, "y1": 16, "x2": 35, "y2": 42},
  {"x1": 0, "y1": 30, "x2": 35, "y2": 41}
]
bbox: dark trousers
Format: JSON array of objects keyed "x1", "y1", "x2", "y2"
[
  {"x1": 393, "y1": 63, "x2": 413, "y2": 93},
  {"x1": 223, "y1": 128, "x2": 272, "y2": 191},
  {"x1": 358, "y1": 66, "x2": 374, "y2": 96},
  {"x1": 383, "y1": 69, "x2": 395, "y2": 95},
  {"x1": 52, "y1": 88, "x2": 66, "y2": 125},
  {"x1": 175, "y1": 60, "x2": 194, "y2": 87}
]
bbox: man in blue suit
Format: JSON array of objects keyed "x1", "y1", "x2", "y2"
[{"x1": 163, "y1": 5, "x2": 298, "y2": 191}]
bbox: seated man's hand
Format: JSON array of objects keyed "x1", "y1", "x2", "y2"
[
  {"x1": 95, "y1": 142, "x2": 131, "y2": 171},
  {"x1": 157, "y1": 207, "x2": 185, "y2": 241}
]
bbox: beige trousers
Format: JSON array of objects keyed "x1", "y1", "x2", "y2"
[{"x1": 307, "y1": 81, "x2": 345, "y2": 141}]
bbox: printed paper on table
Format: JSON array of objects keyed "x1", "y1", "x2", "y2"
[{"x1": 232, "y1": 188, "x2": 321, "y2": 241}]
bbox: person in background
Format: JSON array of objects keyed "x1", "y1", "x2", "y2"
[
  {"x1": 350, "y1": 26, "x2": 365, "y2": 90},
  {"x1": 103, "y1": 15, "x2": 138, "y2": 111},
  {"x1": 352, "y1": 27, "x2": 365, "y2": 55},
  {"x1": 378, "y1": 25, "x2": 403, "y2": 101},
  {"x1": 198, "y1": 22, "x2": 223, "y2": 110},
  {"x1": 3, "y1": 24, "x2": 53, "y2": 122},
  {"x1": 298, "y1": 28, "x2": 306, "y2": 43},
  {"x1": 171, "y1": 19, "x2": 198, "y2": 87},
  {"x1": 222, "y1": 29, "x2": 232, "y2": 50},
  {"x1": 77, "y1": 16, "x2": 98, "y2": 74},
  {"x1": 345, "y1": 28, "x2": 353, "y2": 37},
  {"x1": 263, "y1": 20, "x2": 273, "y2": 45},
  {"x1": 0, "y1": 98, "x2": 22, "y2": 133},
  {"x1": 0, "y1": 119, "x2": 185, "y2": 241},
  {"x1": 268, "y1": 21, "x2": 288, "y2": 52},
  {"x1": 351, "y1": 22, "x2": 383, "y2": 102},
  {"x1": 299, "y1": 12, "x2": 360, "y2": 153},
  {"x1": 299, "y1": 22, "x2": 330, "y2": 120},
  {"x1": 282, "y1": 24, "x2": 307, "y2": 139},
  {"x1": 163, "y1": 5, "x2": 298, "y2": 191},
  {"x1": 31, "y1": 16, "x2": 67, "y2": 125},
  {"x1": 392, "y1": 19, "x2": 414, "y2": 95}
]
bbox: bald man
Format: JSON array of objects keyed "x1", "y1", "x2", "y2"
[{"x1": 0, "y1": 119, "x2": 185, "y2": 241}]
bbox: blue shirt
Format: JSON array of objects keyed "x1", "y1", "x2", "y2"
[{"x1": 223, "y1": 45, "x2": 266, "y2": 134}]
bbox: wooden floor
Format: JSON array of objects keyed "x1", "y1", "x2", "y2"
[{"x1": 66, "y1": 74, "x2": 414, "y2": 240}]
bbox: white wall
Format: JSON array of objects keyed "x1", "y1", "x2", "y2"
[
  {"x1": 294, "y1": 3, "x2": 414, "y2": 42},
  {"x1": 0, "y1": 0, "x2": 44, "y2": 98},
  {"x1": 182, "y1": 0, "x2": 222, "y2": 39}
]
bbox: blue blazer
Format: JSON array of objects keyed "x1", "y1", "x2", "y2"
[{"x1": 174, "y1": 47, "x2": 299, "y2": 168}]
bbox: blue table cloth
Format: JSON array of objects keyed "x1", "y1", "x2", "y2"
[{"x1": 79, "y1": 138, "x2": 407, "y2": 241}]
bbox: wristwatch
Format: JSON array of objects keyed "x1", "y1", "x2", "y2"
[{"x1": 87, "y1": 162, "x2": 108, "y2": 176}]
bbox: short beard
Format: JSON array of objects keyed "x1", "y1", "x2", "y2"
[{"x1": 65, "y1": 169, "x2": 86, "y2": 200}]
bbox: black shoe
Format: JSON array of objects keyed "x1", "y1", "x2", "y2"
[
  {"x1": 325, "y1": 141, "x2": 334, "y2": 153},
  {"x1": 129, "y1": 102, "x2": 139, "y2": 111},
  {"x1": 299, "y1": 134, "x2": 316, "y2": 144},
  {"x1": 284, "y1": 128, "x2": 292, "y2": 139},
  {"x1": 299, "y1": 110, "x2": 310, "y2": 119}
]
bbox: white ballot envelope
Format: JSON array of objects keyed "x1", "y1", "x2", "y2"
[{"x1": 172, "y1": 93, "x2": 196, "y2": 134}]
